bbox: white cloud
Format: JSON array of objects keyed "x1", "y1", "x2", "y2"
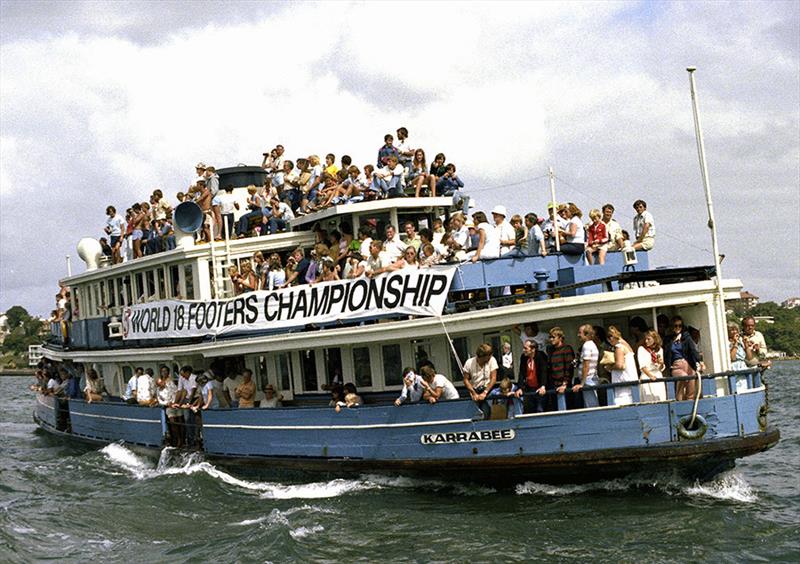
[{"x1": 1, "y1": 1, "x2": 798, "y2": 315}]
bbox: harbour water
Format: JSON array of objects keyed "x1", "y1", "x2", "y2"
[{"x1": 1, "y1": 363, "x2": 798, "y2": 562}]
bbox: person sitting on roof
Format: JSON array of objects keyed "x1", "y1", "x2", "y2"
[
  {"x1": 435, "y1": 163, "x2": 464, "y2": 197},
  {"x1": 491, "y1": 205, "x2": 515, "y2": 256},
  {"x1": 377, "y1": 133, "x2": 400, "y2": 167},
  {"x1": 557, "y1": 204, "x2": 586, "y2": 256},
  {"x1": 409, "y1": 149, "x2": 437, "y2": 197},
  {"x1": 470, "y1": 211, "x2": 501, "y2": 262},
  {"x1": 395, "y1": 367, "x2": 426, "y2": 406},
  {"x1": 428, "y1": 153, "x2": 447, "y2": 190},
  {"x1": 542, "y1": 202, "x2": 566, "y2": 253},
  {"x1": 585, "y1": 208, "x2": 609, "y2": 265},
  {"x1": 323, "y1": 153, "x2": 339, "y2": 177},
  {"x1": 524, "y1": 213, "x2": 546, "y2": 256},
  {"x1": 300, "y1": 155, "x2": 324, "y2": 213},
  {"x1": 420, "y1": 365, "x2": 459, "y2": 403},
  {"x1": 372, "y1": 155, "x2": 405, "y2": 198},
  {"x1": 84, "y1": 368, "x2": 107, "y2": 403},
  {"x1": 601, "y1": 203, "x2": 625, "y2": 252},
  {"x1": 632, "y1": 199, "x2": 656, "y2": 251},
  {"x1": 267, "y1": 195, "x2": 295, "y2": 235}
]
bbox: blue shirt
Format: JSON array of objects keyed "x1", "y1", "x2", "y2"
[
  {"x1": 670, "y1": 338, "x2": 685, "y2": 362},
  {"x1": 203, "y1": 382, "x2": 219, "y2": 409}
]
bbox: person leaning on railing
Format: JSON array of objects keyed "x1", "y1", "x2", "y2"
[{"x1": 663, "y1": 316, "x2": 704, "y2": 401}]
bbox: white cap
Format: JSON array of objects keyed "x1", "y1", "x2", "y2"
[{"x1": 491, "y1": 204, "x2": 507, "y2": 217}]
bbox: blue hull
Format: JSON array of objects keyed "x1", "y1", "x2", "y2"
[{"x1": 33, "y1": 383, "x2": 779, "y2": 484}]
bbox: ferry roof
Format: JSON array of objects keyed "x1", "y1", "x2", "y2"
[
  {"x1": 62, "y1": 230, "x2": 315, "y2": 286},
  {"x1": 288, "y1": 197, "x2": 455, "y2": 229}
]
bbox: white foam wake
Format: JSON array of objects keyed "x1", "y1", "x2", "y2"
[
  {"x1": 515, "y1": 471, "x2": 758, "y2": 503},
  {"x1": 101, "y1": 444, "x2": 371, "y2": 499}
]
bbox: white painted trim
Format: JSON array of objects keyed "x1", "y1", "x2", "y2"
[
  {"x1": 204, "y1": 417, "x2": 472, "y2": 431},
  {"x1": 36, "y1": 396, "x2": 55, "y2": 410},
  {"x1": 70, "y1": 410, "x2": 161, "y2": 424}
]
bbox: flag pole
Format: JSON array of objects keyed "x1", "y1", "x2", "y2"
[
  {"x1": 548, "y1": 166, "x2": 560, "y2": 252},
  {"x1": 687, "y1": 67, "x2": 729, "y2": 371}
]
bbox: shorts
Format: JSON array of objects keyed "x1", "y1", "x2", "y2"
[
  {"x1": 132, "y1": 229, "x2": 143, "y2": 241},
  {"x1": 110, "y1": 235, "x2": 121, "y2": 248},
  {"x1": 203, "y1": 211, "x2": 212, "y2": 227},
  {"x1": 638, "y1": 236, "x2": 655, "y2": 251}
]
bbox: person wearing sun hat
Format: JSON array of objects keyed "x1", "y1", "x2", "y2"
[
  {"x1": 491, "y1": 204, "x2": 515, "y2": 256},
  {"x1": 542, "y1": 201, "x2": 565, "y2": 253}
]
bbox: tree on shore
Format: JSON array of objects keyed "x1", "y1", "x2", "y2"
[{"x1": 1, "y1": 306, "x2": 45, "y2": 368}]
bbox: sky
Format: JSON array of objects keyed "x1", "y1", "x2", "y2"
[{"x1": 1, "y1": 0, "x2": 798, "y2": 317}]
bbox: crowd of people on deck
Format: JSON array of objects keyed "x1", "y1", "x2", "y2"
[
  {"x1": 99, "y1": 128, "x2": 656, "y2": 267},
  {"x1": 34, "y1": 315, "x2": 770, "y2": 437}
]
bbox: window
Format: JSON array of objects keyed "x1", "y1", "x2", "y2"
[
  {"x1": 352, "y1": 347, "x2": 372, "y2": 388},
  {"x1": 183, "y1": 264, "x2": 195, "y2": 300},
  {"x1": 146, "y1": 270, "x2": 157, "y2": 299},
  {"x1": 450, "y1": 337, "x2": 470, "y2": 381},
  {"x1": 134, "y1": 272, "x2": 145, "y2": 302},
  {"x1": 301, "y1": 349, "x2": 317, "y2": 391},
  {"x1": 382, "y1": 344, "x2": 403, "y2": 386},
  {"x1": 169, "y1": 265, "x2": 180, "y2": 298},
  {"x1": 123, "y1": 275, "x2": 132, "y2": 306},
  {"x1": 357, "y1": 212, "x2": 390, "y2": 240},
  {"x1": 276, "y1": 353, "x2": 293, "y2": 392},
  {"x1": 108, "y1": 279, "x2": 116, "y2": 308},
  {"x1": 324, "y1": 348, "x2": 343, "y2": 388},
  {"x1": 412, "y1": 339, "x2": 431, "y2": 369},
  {"x1": 158, "y1": 266, "x2": 168, "y2": 300}
]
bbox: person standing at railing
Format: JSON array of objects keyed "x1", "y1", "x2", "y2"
[
  {"x1": 463, "y1": 344, "x2": 498, "y2": 420},
  {"x1": 516, "y1": 340, "x2": 548, "y2": 413},
  {"x1": 573, "y1": 325, "x2": 600, "y2": 407},
  {"x1": 607, "y1": 326, "x2": 638, "y2": 405},
  {"x1": 638, "y1": 330, "x2": 666, "y2": 402},
  {"x1": 663, "y1": 316, "x2": 704, "y2": 401},
  {"x1": 547, "y1": 327, "x2": 577, "y2": 410},
  {"x1": 728, "y1": 323, "x2": 755, "y2": 371}
]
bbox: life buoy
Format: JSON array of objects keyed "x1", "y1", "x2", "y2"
[
  {"x1": 677, "y1": 414, "x2": 707, "y2": 440},
  {"x1": 758, "y1": 404, "x2": 768, "y2": 431}
]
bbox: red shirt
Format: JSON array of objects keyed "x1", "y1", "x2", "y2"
[
  {"x1": 526, "y1": 357, "x2": 539, "y2": 389},
  {"x1": 587, "y1": 221, "x2": 608, "y2": 246}
]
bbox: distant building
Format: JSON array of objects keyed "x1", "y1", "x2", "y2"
[
  {"x1": 726, "y1": 290, "x2": 759, "y2": 313},
  {"x1": 753, "y1": 316, "x2": 774, "y2": 325},
  {"x1": 738, "y1": 291, "x2": 759, "y2": 309},
  {"x1": 782, "y1": 297, "x2": 800, "y2": 309},
  {"x1": 0, "y1": 313, "x2": 8, "y2": 345}
]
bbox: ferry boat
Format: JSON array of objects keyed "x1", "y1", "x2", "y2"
[{"x1": 33, "y1": 157, "x2": 779, "y2": 484}]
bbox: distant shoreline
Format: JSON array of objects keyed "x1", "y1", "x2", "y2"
[{"x1": 0, "y1": 369, "x2": 34, "y2": 377}]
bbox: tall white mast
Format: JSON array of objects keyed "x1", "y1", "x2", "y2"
[
  {"x1": 687, "y1": 67, "x2": 730, "y2": 371},
  {"x1": 548, "y1": 166, "x2": 561, "y2": 252}
]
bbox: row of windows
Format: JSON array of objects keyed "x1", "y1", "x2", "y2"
[{"x1": 75, "y1": 264, "x2": 196, "y2": 318}]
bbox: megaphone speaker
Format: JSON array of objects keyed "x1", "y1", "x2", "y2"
[{"x1": 175, "y1": 201, "x2": 204, "y2": 233}]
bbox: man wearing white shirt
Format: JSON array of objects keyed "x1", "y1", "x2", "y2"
[
  {"x1": 137, "y1": 368, "x2": 157, "y2": 406},
  {"x1": 382, "y1": 224, "x2": 407, "y2": 262},
  {"x1": 104, "y1": 206, "x2": 126, "y2": 264},
  {"x1": 492, "y1": 205, "x2": 515, "y2": 256},
  {"x1": 372, "y1": 156, "x2": 405, "y2": 198},
  {"x1": 395, "y1": 127, "x2": 414, "y2": 168},
  {"x1": 601, "y1": 204, "x2": 625, "y2": 252},
  {"x1": 267, "y1": 197, "x2": 295, "y2": 234},
  {"x1": 632, "y1": 199, "x2": 656, "y2": 251}
]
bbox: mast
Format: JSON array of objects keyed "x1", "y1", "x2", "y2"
[
  {"x1": 548, "y1": 166, "x2": 561, "y2": 252},
  {"x1": 687, "y1": 67, "x2": 729, "y2": 371}
]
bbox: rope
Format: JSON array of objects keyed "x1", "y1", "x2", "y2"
[
  {"x1": 689, "y1": 366, "x2": 703, "y2": 428},
  {"x1": 438, "y1": 316, "x2": 464, "y2": 375}
]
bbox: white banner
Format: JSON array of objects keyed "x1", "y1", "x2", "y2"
[{"x1": 122, "y1": 267, "x2": 456, "y2": 340}]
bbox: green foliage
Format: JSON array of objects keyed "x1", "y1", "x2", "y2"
[
  {"x1": 1, "y1": 305, "x2": 45, "y2": 359},
  {"x1": 5, "y1": 305, "x2": 30, "y2": 329},
  {"x1": 749, "y1": 302, "x2": 800, "y2": 356}
]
